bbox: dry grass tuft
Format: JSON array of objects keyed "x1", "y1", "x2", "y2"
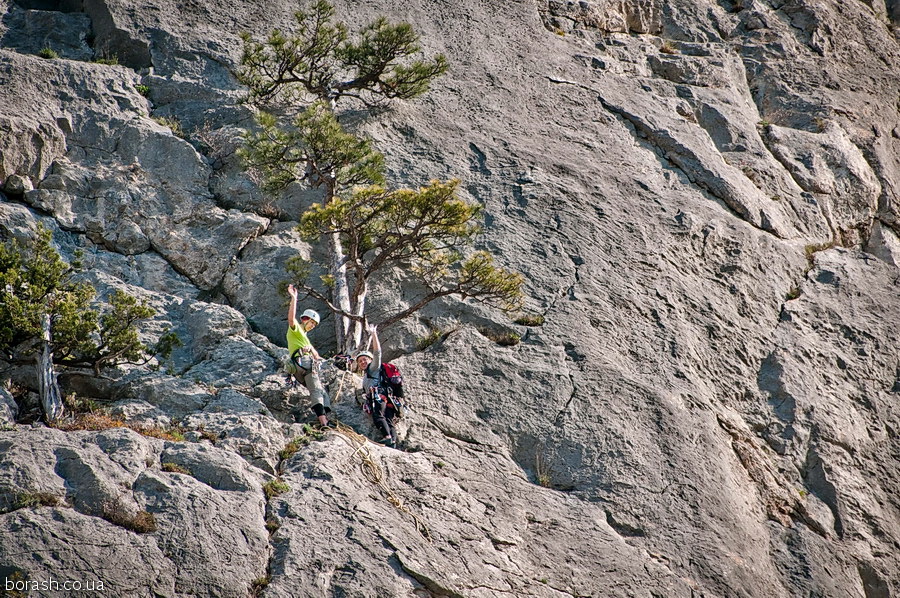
[
  {"x1": 101, "y1": 499, "x2": 157, "y2": 533},
  {"x1": 161, "y1": 462, "x2": 191, "y2": 475},
  {"x1": 53, "y1": 412, "x2": 185, "y2": 442}
]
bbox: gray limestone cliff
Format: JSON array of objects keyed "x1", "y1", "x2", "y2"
[{"x1": 1, "y1": 0, "x2": 899, "y2": 597}]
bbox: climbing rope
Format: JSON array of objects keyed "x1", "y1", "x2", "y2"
[
  {"x1": 331, "y1": 367, "x2": 350, "y2": 403},
  {"x1": 332, "y1": 423, "x2": 431, "y2": 541}
]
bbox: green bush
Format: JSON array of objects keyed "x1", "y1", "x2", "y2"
[
  {"x1": 481, "y1": 329, "x2": 521, "y2": 346},
  {"x1": 38, "y1": 48, "x2": 58, "y2": 59},
  {"x1": 12, "y1": 492, "x2": 61, "y2": 510},
  {"x1": 0, "y1": 225, "x2": 181, "y2": 372},
  {"x1": 250, "y1": 576, "x2": 270, "y2": 597},
  {"x1": 278, "y1": 439, "x2": 302, "y2": 461},
  {"x1": 659, "y1": 40, "x2": 678, "y2": 54},
  {"x1": 416, "y1": 328, "x2": 455, "y2": 351},
  {"x1": 804, "y1": 241, "x2": 834, "y2": 262},
  {"x1": 514, "y1": 313, "x2": 545, "y2": 327},
  {"x1": 63, "y1": 393, "x2": 101, "y2": 414},
  {"x1": 197, "y1": 426, "x2": 219, "y2": 443},
  {"x1": 152, "y1": 115, "x2": 184, "y2": 138},
  {"x1": 263, "y1": 480, "x2": 290, "y2": 499},
  {"x1": 93, "y1": 55, "x2": 119, "y2": 65},
  {"x1": 535, "y1": 454, "x2": 551, "y2": 488},
  {"x1": 54, "y1": 412, "x2": 186, "y2": 442},
  {"x1": 265, "y1": 517, "x2": 280, "y2": 534}
]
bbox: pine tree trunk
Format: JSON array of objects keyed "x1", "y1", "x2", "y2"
[
  {"x1": 348, "y1": 286, "x2": 367, "y2": 351},
  {"x1": 327, "y1": 230, "x2": 352, "y2": 351},
  {"x1": 324, "y1": 95, "x2": 355, "y2": 352},
  {"x1": 37, "y1": 314, "x2": 64, "y2": 423}
]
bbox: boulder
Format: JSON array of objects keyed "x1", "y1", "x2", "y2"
[
  {"x1": 0, "y1": 426, "x2": 271, "y2": 597},
  {"x1": 0, "y1": 388, "x2": 17, "y2": 425}
]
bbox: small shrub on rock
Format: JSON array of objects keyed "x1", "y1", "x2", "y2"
[
  {"x1": 9, "y1": 492, "x2": 62, "y2": 511},
  {"x1": 659, "y1": 40, "x2": 678, "y2": 54},
  {"x1": 63, "y1": 393, "x2": 100, "y2": 414},
  {"x1": 161, "y1": 462, "x2": 191, "y2": 475},
  {"x1": 53, "y1": 412, "x2": 185, "y2": 442},
  {"x1": 278, "y1": 439, "x2": 302, "y2": 461},
  {"x1": 514, "y1": 313, "x2": 545, "y2": 326},
  {"x1": 196, "y1": 426, "x2": 219, "y2": 443},
  {"x1": 481, "y1": 329, "x2": 521, "y2": 346},
  {"x1": 279, "y1": 425, "x2": 325, "y2": 461},
  {"x1": 535, "y1": 453, "x2": 551, "y2": 488},
  {"x1": 785, "y1": 287, "x2": 802, "y2": 300},
  {"x1": 38, "y1": 48, "x2": 58, "y2": 59},
  {"x1": 152, "y1": 115, "x2": 184, "y2": 138},
  {"x1": 263, "y1": 480, "x2": 290, "y2": 499},
  {"x1": 134, "y1": 424, "x2": 185, "y2": 442},
  {"x1": 55, "y1": 412, "x2": 127, "y2": 432},
  {"x1": 265, "y1": 517, "x2": 280, "y2": 534},
  {"x1": 101, "y1": 499, "x2": 157, "y2": 533},
  {"x1": 416, "y1": 327, "x2": 453, "y2": 351},
  {"x1": 804, "y1": 241, "x2": 835, "y2": 262},
  {"x1": 250, "y1": 576, "x2": 270, "y2": 597}
]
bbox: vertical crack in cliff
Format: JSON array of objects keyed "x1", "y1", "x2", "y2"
[
  {"x1": 550, "y1": 254, "x2": 583, "y2": 426},
  {"x1": 555, "y1": 343, "x2": 580, "y2": 427},
  {"x1": 716, "y1": 413, "x2": 832, "y2": 539},
  {"x1": 800, "y1": 438, "x2": 845, "y2": 539}
]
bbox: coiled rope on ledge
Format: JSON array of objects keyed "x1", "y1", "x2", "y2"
[{"x1": 332, "y1": 421, "x2": 431, "y2": 541}]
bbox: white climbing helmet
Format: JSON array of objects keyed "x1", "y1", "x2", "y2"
[
  {"x1": 356, "y1": 351, "x2": 374, "y2": 361},
  {"x1": 300, "y1": 309, "x2": 320, "y2": 324}
]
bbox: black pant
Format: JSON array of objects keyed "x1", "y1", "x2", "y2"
[{"x1": 369, "y1": 396, "x2": 397, "y2": 441}]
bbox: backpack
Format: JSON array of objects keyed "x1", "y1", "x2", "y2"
[
  {"x1": 365, "y1": 362, "x2": 406, "y2": 414},
  {"x1": 379, "y1": 363, "x2": 404, "y2": 399}
]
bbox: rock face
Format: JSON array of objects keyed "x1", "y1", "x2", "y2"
[
  {"x1": 1, "y1": 0, "x2": 900, "y2": 597},
  {"x1": 0, "y1": 427, "x2": 270, "y2": 597}
]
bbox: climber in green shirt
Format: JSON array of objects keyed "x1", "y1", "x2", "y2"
[{"x1": 286, "y1": 284, "x2": 333, "y2": 428}]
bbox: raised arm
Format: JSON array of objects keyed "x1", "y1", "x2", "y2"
[
  {"x1": 287, "y1": 284, "x2": 298, "y2": 329},
  {"x1": 370, "y1": 326, "x2": 380, "y2": 353},
  {"x1": 369, "y1": 325, "x2": 382, "y2": 368}
]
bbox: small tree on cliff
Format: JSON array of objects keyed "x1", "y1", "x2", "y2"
[
  {"x1": 239, "y1": 1, "x2": 522, "y2": 351},
  {"x1": 0, "y1": 226, "x2": 180, "y2": 420},
  {"x1": 290, "y1": 179, "x2": 523, "y2": 331}
]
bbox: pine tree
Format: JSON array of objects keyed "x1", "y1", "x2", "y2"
[
  {"x1": 0, "y1": 226, "x2": 180, "y2": 420},
  {"x1": 239, "y1": 1, "x2": 522, "y2": 351}
]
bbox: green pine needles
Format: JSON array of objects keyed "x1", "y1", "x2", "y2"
[
  {"x1": 0, "y1": 225, "x2": 180, "y2": 373},
  {"x1": 239, "y1": 1, "x2": 522, "y2": 351},
  {"x1": 241, "y1": 103, "x2": 385, "y2": 195},
  {"x1": 293, "y1": 179, "x2": 524, "y2": 328},
  {"x1": 237, "y1": 0, "x2": 448, "y2": 107}
]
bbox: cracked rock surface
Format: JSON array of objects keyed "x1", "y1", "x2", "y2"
[{"x1": 1, "y1": 0, "x2": 900, "y2": 596}]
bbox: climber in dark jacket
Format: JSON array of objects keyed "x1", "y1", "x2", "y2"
[{"x1": 356, "y1": 325, "x2": 397, "y2": 448}]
